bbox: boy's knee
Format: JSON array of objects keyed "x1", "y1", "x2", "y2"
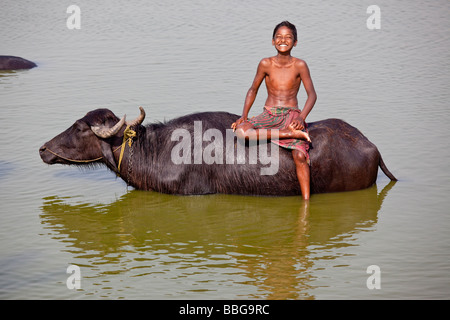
[
  {"x1": 292, "y1": 150, "x2": 307, "y2": 164},
  {"x1": 234, "y1": 127, "x2": 246, "y2": 140},
  {"x1": 234, "y1": 123, "x2": 254, "y2": 140}
]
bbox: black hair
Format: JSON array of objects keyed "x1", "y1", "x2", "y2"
[{"x1": 272, "y1": 21, "x2": 297, "y2": 42}]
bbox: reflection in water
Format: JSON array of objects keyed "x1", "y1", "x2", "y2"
[
  {"x1": 0, "y1": 70, "x2": 17, "y2": 77},
  {"x1": 40, "y1": 181, "x2": 395, "y2": 299}
]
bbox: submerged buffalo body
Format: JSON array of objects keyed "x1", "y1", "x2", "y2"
[
  {"x1": 0, "y1": 56, "x2": 37, "y2": 70},
  {"x1": 39, "y1": 108, "x2": 396, "y2": 196}
]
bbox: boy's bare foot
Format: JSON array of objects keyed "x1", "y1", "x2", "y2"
[{"x1": 288, "y1": 123, "x2": 311, "y2": 142}]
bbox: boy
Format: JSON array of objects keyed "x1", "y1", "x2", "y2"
[{"x1": 231, "y1": 21, "x2": 317, "y2": 200}]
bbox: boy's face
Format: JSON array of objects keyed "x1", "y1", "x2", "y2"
[{"x1": 272, "y1": 26, "x2": 297, "y2": 53}]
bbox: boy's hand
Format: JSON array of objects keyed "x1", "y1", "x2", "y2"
[
  {"x1": 290, "y1": 117, "x2": 305, "y2": 131},
  {"x1": 231, "y1": 117, "x2": 247, "y2": 132}
]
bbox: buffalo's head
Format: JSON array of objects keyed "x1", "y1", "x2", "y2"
[{"x1": 39, "y1": 107, "x2": 145, "y2": 172}]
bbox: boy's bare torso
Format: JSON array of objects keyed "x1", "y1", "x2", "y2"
[{"x1": 259, "y1": 56, "x2": 306, "y2": 108}]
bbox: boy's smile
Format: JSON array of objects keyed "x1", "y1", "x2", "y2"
[{"x1": 272, "y1": 26, "x2": 297, "y2": 53}]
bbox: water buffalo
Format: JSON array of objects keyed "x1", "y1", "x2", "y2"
[
  {"x1": 39, "y1": 107, "x2": 397, "y2": 196},
  {"x1": 0, "y1": 55, "x2": 37, "y2": 70}
]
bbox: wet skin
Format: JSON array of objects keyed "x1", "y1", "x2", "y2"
[{"x1": 231, "y1": 26, "x2": 317, "y2": 200}]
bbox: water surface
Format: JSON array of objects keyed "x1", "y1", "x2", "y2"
[{"x1": 1, "y1": 0, "x2": 449, "y2": 299}]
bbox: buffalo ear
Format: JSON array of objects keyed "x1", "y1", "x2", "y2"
[{"x1": 100, "y1": 140, "x2": 118, "y2": 173}]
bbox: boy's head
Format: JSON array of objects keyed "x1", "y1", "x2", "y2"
[{"x1": 272, "y1": 21, "x2": 297, "y2": 43}]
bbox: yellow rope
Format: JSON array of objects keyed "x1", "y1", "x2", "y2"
[{"x1": 117, "y1": 126, "x2": 136, "y2": 172}]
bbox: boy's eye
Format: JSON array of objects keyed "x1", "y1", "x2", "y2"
[{"x1": 276, "y1": 35, "x2": 292, "y2": 40}]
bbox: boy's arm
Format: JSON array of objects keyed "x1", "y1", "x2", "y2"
[
  {"x1": 231, "y1": 59, "x2": 267, "y2": 130},
  {"x1": 299, "y1": 61, "x2": 317, "y2": 121},
  {"x1": 291, "y1": 60, "x2": 317, "y2": 130}
]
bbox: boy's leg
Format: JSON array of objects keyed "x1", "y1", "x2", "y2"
[
  {"x1": 235, "y1": 122, "x2": 308, "y2": 141},
  {"x1": 292, "y1": 149, "x2": 310, "y2": 200},
  {"x1": 236, "y1": 122, "x2": 311, "y2": 199}
]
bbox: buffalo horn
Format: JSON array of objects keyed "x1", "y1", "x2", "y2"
[
  {"x1": 91, "y1": 115, "x2": 126, "y2": 138},
  {"x1": 126, "y1": 106, "x2": 146, "y2": 127}
]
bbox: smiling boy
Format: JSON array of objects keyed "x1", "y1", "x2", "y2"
[{"x1": 231, "y1": 21, "x2": 317, "y2": 200}]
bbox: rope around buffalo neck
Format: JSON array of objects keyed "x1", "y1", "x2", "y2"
[{"x1": 118, "y1": 125, "x2": 136, "y2": 172}]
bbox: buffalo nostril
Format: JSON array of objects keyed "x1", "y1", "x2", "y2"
[{"x1": 39, "y1": 145, "x2": 47, "y2": 153}]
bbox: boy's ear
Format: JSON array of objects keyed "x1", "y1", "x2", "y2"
[
  {"x1": 272, "y1": 38, "x2": 275, "y2": 46},
  {"x1": 294, "y1": 40, "x2": 298, "y2": 47}
]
